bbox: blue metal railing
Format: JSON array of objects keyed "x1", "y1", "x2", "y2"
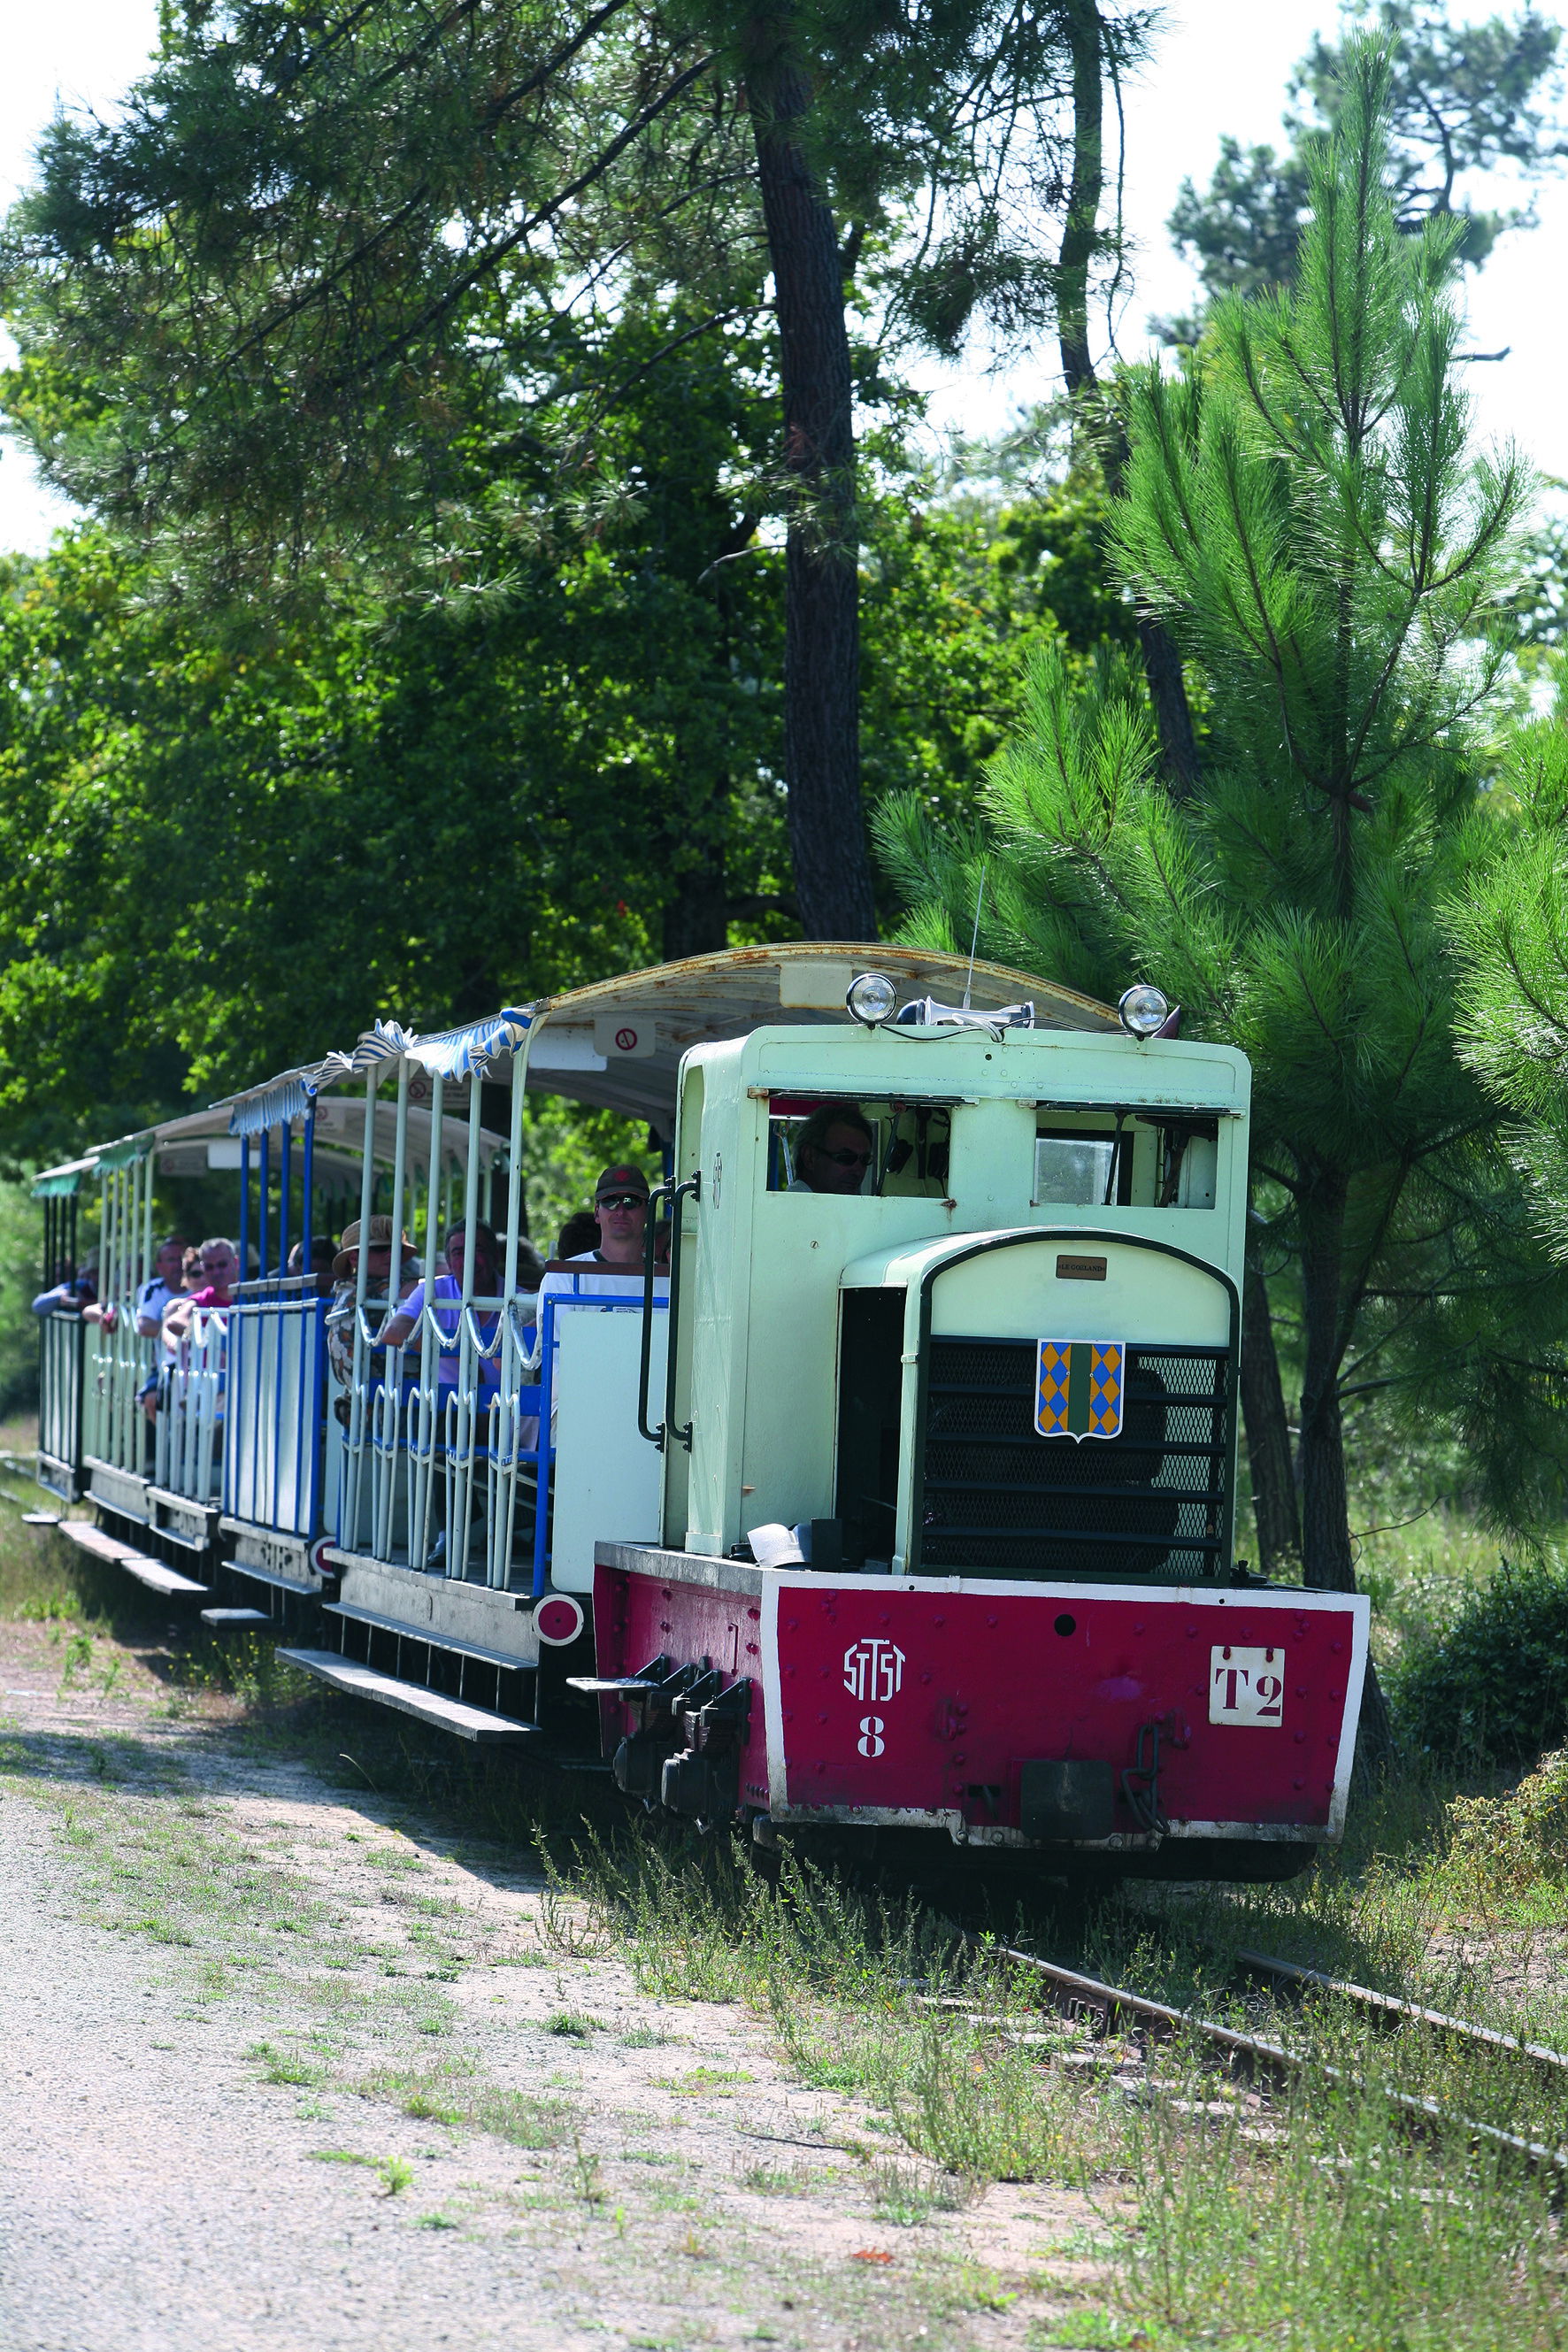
[
  {"x1": 224, "y1": 1277, "x2": 329, "y2": 1539},
  {"x1": 333, "y1": 1277, "x2": 666, "y2": 1594}
]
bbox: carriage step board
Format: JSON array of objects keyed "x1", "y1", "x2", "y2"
[
  {"x1": 324, "y1": 1600, "x2": 539, "y2": 1676},
  {"x1": 57, "y1": 1519, "x2": 209, "y2": 1596},
  {"x1": 22, "y1": 1511, "x2": 61, "y2": 1527},
  {"x1": 276, "y1": 1649, "x2": 538, "y2": 1743},
  {"x1": 201, "y1": 1607, "x2": 273, "y2": 1628}
]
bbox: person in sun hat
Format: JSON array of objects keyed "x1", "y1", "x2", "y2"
[
  {"x1": 326, "y1": 1215, "x2": 416, "y2": 1387},
  {"x1": 330, "y1": 1214, "x2": 415, "y2": 1285}
]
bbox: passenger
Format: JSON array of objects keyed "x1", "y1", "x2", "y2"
[
  {"x1": 534, "y1": 1169, "x2": 670, "y2": 1423},
  {"x1": 31, "y1": 1251, "x2": 99, "y2": 1318},
  {"x1": 180, "y1": 1245, "x2": 203, "y2": 1290},
  {"x1": 325, "y1": 1217, "x2": 414, "y2": 1387},
  {"x1": 162, "y1": 1238, "x2": 240, "y2": 1349},
  {"x1": 286, "y1": 1235, "x2": 337, "y2": 1296},
  {"x1": 788, "y1": 1103, "x2": 876, "y2": 1195},
  {"x1": 554, "y1": 1209, "x2": 602, "y2": 1263},
  {"x1": 135, "y1": 1236, "x2": 188, "y2": 1334},
  {"x1": 379, "y1": 1219, "x2": 504, "y2": 1390},
  {"x1": 84, "y1": 1232, "x2": 189, "y2": 1334}
]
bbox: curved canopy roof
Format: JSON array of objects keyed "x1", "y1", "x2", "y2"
[
  {"x1": 367, "y1": 942, "x2": 1118, "y2": 1126},
  {"x1": 33, "y1": 945, "x2": 1115, "y2": 1198},
  {"x1": 34, "y1": 1090, "x2": 503, "y2": 1200}
]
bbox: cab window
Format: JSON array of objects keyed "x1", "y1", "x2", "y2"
[
  {"x1": 1033, "y1": 1111, "x2": 1218, "y2": 1210},
  {"x1": 765, "y1": 1096, "x2": 953, "y2": 1197}
]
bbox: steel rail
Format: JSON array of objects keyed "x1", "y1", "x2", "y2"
[
  {"x1": 1235, "y1": 1948, "x2": 1568, "y2": 2079},
  {"x1": 989, "y1": 1944, "x2": 1568, "y2": 2188}
]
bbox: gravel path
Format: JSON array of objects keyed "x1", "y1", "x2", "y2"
[{"x1": 0, "y1": 1611, "x2": 1095, "y2": 2352}]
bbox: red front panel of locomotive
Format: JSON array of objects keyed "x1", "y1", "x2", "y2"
[
  {"x1": 591, "y1": 1562, "x2": 771, "y2": 1806},
  {"x1": 761, "y1": 1577, "x2": 1366, "y2": 1838}
]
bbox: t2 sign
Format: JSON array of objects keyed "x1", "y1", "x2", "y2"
[{"x1": 1210, "y1": 1646, "x2": 1285, "y2": 1726}]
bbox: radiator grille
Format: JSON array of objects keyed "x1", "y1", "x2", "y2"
[{"x1": 917, "y1": 1336, "x2": 1232, "y2": 1579}]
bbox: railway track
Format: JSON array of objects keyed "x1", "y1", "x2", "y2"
[{"x1": 974, "y1": 1941, "x2": 1568, "y2": 2188}]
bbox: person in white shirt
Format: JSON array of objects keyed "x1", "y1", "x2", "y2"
[
  {"x1": 135, "y1": 1236, "x2": 188, "y2": 1334},
  {"x1": 533, "y1": 1165, "x2": 669, "y2": 1434}
]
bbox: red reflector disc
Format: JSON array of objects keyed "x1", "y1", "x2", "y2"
[{"x1": 535, "y1": 1594, "x2": 585, "y2": 1647}]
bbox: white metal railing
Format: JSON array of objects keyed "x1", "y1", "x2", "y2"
[
  {"x1": 155, "y1": 1304, "x2": 227, "y2": 1504},
  {"x1": 81, "y1": 1145, "x2": 157, "y2": 1480},
  {"x1": 38, "y1": 1311, "x2": 85, "y2": 1492}
]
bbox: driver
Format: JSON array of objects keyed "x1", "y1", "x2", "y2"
[{"x1": 788, "y1": 1104, "x2": 876, "y2": 1195}]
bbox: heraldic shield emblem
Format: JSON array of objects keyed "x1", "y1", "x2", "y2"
[{"x1": 1034, "y1": 1341, "x2": 1126, "y2": 1441}]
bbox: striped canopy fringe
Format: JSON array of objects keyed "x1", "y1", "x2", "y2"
[
  {"x1": 225, "y1": 1019, "x2": 425, "y2": 1134},
  {"x1": 401, "y1": 1008, "x2": 534, "y2": 1080}
]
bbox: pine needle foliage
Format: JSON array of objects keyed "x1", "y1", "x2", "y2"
[{"x1": 878, "y1": 40, "x2": 1568, "y2": 1595}]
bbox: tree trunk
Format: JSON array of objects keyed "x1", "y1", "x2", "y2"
[
  {"x1": 745, "y1": 19, "x2": 877, "y2": 942},
  {"x1": 1295, "y1": 1158, "x2": 1395, "y2": 1783},
  {"x1": 1296, "y1": 1161, "x2": 1357, "y2": 1595},
  {"x1": 1240, "y1": 1239, "x2": 1301, "y2": 1577},
  {"x1": 1057, "y1": 0, "x2": 1200, "y2": 798}
]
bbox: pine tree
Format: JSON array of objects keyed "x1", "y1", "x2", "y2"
[
  {"x1": 877, "y1": 42, "x2": 1568, "y2": 1718},
  {"x1": 1160, "y1": 0, "x2": 1565, "y2": 342}
]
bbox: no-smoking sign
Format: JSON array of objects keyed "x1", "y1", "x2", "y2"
[{"x1": 594, "y1": 1017, "x2": 655, "y2": 1058}]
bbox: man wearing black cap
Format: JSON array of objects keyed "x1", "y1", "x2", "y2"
[
  {"x1": 582, "y1": 1164, "x2": 651, "y2": 1272},
  {"x1": 533, "y1": 1165, "x2": 668, "y2": 1429}
]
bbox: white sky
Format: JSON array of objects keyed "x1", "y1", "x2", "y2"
[{"x1": 2, "y1": 0, "x2": 1565, "y2": 552}]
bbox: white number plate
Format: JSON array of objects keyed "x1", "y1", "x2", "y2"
[{"x1": 1210, "y1": 1645, "x2": 1286, "y2": 1726}]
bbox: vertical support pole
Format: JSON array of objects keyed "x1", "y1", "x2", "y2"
[
  {"x1": 414, "y1": 1072, "x2": 443, "y2": 1572},
  {"x1": 373, "y1": 1062, "x2": 411, "y2": 1565},
  {"x1": 279, "y1": 1118, "x2": 293, "y2": 1275},
  {"x1": 140, "y1": 1149, "x2": 155, "y2": 1480},
  {"x1": 301, "y1": 1101, "x2": 316, "y2": 1264},
  {"x1": 456, "y1": 1066, "x2": 484, "y2": 1582},
  {"x1": 497, "y1": 1029, "x2": 532, "y2": 1590},
  {"x1": 258, "y1": 1127, "x2": 271, "y2": 1281},
  {"x1": 239, "y1": 1134, "x2": 250, "y2": 1278},
  {"x1": 293, "y1": 1096, "x2": 317, "y2": 1534},
  {"x1": 348, "y1": 1066, "x2": 380, "y2": 1553}
]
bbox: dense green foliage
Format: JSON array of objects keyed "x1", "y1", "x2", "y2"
[
  {"x1": 0, "y1": 0, "x2": 1114, "y2": 570},
  {"x1": 1391, "y1": 1557, "x2": 1568, "y2": 1764},
  {"x1": 0, "y1": 432, "x2": 1128, "y2": 1164}
]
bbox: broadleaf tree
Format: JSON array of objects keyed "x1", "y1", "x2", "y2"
[{"x1": 0, "y1": 0, "x2": 1146, "y2": 941}]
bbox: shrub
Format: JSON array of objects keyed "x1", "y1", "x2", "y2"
[
  {"x1": 1389, "y1": 1557, "x2": 1568, "y2": 1766},
  {"x1": 1443, "y1": 1748, "x2": 1568, "y2": 1898}
]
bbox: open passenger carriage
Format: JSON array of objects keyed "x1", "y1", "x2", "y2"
[{"x1": 35, "y1": 944, "x2": 1370, "y2": 1879}]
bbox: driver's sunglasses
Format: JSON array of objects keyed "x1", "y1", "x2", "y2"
[
  {"x1": 598, "y1": 1194, "x2": 645, "y2": 1212},
  {"x1": 822, "y1": 1148, "x2": 872, "y2": 1168}
]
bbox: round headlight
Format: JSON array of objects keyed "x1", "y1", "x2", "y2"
[
  {"x1": 1118, "y1": 984, "x2": 1171, "y2": 1039},
  {"x1": 846, "y1": 971, "x2": 898, "y2": 1026}
]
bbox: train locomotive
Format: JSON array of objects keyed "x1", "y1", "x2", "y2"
[{"x1": 33, "y1": 943, "x2": 1369, "y2": 1880}]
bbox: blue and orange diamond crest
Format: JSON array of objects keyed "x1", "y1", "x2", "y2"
[{"x1": 1034, "y1": 1341, "x2": 1126, "y2": 1441}]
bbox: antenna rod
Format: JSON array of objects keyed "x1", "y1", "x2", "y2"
[{"x1": 963, "y1": 858, "x2": 988, "y2": 1011}]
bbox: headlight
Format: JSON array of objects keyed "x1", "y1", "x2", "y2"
[
  {"x1": 1118, "y1": 984, "x2": 1171, "y2": 1039},
  {"x1": 846, "y1": 970, "x2": 898, "y2": 1026}
]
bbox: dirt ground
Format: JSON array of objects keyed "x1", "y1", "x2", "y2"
[{"x1": 0, "y1": 1595, "x2": 1112, "y2": 2352}]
